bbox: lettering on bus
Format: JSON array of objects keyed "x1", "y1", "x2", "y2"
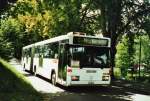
[{"x1": 73, "y1": 37, "x2": 108, "y2": 46}]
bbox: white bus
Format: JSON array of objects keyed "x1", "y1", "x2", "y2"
[{"x1": 22, "y1": 32, "x2": 111, "y2": 86}]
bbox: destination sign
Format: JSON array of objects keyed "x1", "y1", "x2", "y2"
[{"x1": 73, "y1": 36, "x2": 108, "y2": 46}]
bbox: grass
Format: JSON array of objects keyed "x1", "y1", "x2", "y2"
[{"x1": 0, "y1": 58, "x2": 43, "y2": 101}]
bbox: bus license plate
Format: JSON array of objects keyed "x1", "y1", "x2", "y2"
[
  {"x1": 88, "y1": 81, "x2": 94, "y2": 84},
  {"x1": 86, "y1": 70, "x2": 96, "y2": 73}
]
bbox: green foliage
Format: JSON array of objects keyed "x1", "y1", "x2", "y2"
[
  {"x1": 142, "y1": 35, "x2": 150, "y2": 65},
  {"x1": 114, "y1": 67, "x2": 121, "y2": 78},
  {"x1": 0, "y1": 38, "x2": 13, "y2": 59},
  {"x1": 115, "y1": 35, "x2": 131, "y2": 77},
  {"x1": 0, "y1": 18, "x2": 23, "y2": 59},
  {"x1": 134, "y1": 35, "x2": 150, "y2": 66},
  {"x1": 0, "y1": 0, "x2": 150, "y2": 79},
  {"x1": 116, "y1": 34, "x2": 150, "y2": 79},
  {"x1": 11, "y1": 0, "x2": 55, "y2": 39},
  {"x1": 0, "y1": 0, "x2": 105, "y2": 59}
]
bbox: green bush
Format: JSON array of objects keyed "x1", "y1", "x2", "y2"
[
  {"x1": 115, "y1": 35, "x2": 131, "y2": 78},
  {"x1": 114, "y1": 67, "x2": 121, "y2": 79}
]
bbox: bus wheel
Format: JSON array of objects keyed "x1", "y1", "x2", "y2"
[
  {"x1": 51, "y1": 73, "x2": 56, "y2": 85},
  {"x1": 23, "y1": 64, "x2": 26, "y2": 71},
  {"x1": 34, "y1": 66, "x2": 37, "y2": 76}
]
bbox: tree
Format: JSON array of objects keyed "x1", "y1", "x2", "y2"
[
  {"x1": 116, "y1": 35, "x2": 133, "y2": 78},
  {"x1": 0, "y1": 0, "x2": 17, "y2": 16},
  {"x1": 134, "y1": 34, "x2": 150, "y2": 67},
  {"x1": 1, "y1": 0, "x2": 150, "y2": 77},
  {"x1": 0, "y1": 18, "x2": 21, "y2": 59},
  {"x1": 91, "y1": 0, "x2": 150, "y2": 78}
]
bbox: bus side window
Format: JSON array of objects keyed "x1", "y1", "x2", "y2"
[
  {"x1": 40, "y1": 46, "x2": 44, "y2": 56},
  {"x1": 50, "y1": 42, "x2": 59, "y2": 59},
  {"x1": 55, "y1": 43, "x2": 59, "y2": 59},
  {"x1": 49, "y1": 44, "x2": 54, "y2": 58},
  {"x1": 54, "y1": 54, "x2": 58, "y2": 59},
  {"x1": 26, "y1": 48, "x2": 29, "y2": 57},
  {"x1": 28, "y1": 48, "x2": 31, "y2": 57},
  {"x1": 35, "y1": 46, "x2": 38, "y2": 58},
  {"x1": 23, "y1": 50, "x2": 26, "y2": 57},
  {"x1": 43, "y1": 44, "x2": 51, "y2": 58},
  {"x1": 60, "y1": 39, "x2": 69, "y2": 44}
]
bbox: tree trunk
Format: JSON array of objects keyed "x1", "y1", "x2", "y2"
[{"x1": 110, "y1": 34, "x2": 118, "y2": 79}]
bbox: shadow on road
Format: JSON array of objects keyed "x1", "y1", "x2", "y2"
[
  {"x1": 17, "y1": 70, "x2": 150, "y2": 101},
  {"x1": 42, "y1": 85, "x2": 133, "y2": 101},
  {"x1": 36, "y1": 74, "x2": 52, "y2": 83},
  {"x1": 35, "y1": 74, "x2": 150, "y2": 95},
  {"x1": 43, "y1": 83, "x2": 150, "y2": 101},
  {"x1": 23, "y1": 73, "x2": 33, "y2": 77}
]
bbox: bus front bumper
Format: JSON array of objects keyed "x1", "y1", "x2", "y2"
[{"x1": 66, "y1": 80, "x2": 111, "y2": 86}]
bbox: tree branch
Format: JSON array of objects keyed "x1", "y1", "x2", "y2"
[{"x1": 118, "y1": 6, "x2": 150, "y2": 34}]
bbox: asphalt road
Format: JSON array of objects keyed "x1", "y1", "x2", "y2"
[{"x1": 9, "y1": 59, "x2": 150, "y2": 101}]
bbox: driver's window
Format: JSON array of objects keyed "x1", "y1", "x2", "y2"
[{"x1": 98, "y1": 54, "x2": 107, "y2": 64}]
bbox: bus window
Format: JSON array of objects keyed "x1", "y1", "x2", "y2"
[
  {"x1": 43, "y1": 44, "x2": 51, "y2": 58},
  {"x1": 28, "y1": 48, "x2": 32, "y2": 57},
  {"x1": 60, "y1": 39, "x2": 69, "y2": 44},
  {"x1": 70, "y1": 47, "x2": 84, "y2": 67},
  {"x1": 68, "y1": 45, "x2": 110, "y2": 68},
  {"x1": 35, "y1": 46, "x2": 39, "y2": 58},
  {"x1": 38, "y1": 46, "x2": 43, "y2": 67},
  {"x1": 50, "y1": 42, "x2": 59, "y2": 59}
]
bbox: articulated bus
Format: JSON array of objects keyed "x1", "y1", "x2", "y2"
[{"x1": 22, "y1": 32, "x2": 111, "y2": 86}]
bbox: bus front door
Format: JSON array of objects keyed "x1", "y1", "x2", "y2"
[{"x1": 58, "y1": 44, "x2": 67, "y2": 83}]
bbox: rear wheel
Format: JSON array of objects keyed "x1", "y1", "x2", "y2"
[
  {"x1": 51, "y1": 73, "x2": 56, "y2": 85},
  {"x1": 23, "y1": 64, "x2": 25, "y2": 71}
]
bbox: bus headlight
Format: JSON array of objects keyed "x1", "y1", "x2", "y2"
[{"x1": 102, "y1": 76, "x2": 109, "y2": 81}]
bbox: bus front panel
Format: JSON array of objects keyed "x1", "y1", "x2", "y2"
[{"x1": 65, "y1": 45, "x2": 111, "y2": 86}]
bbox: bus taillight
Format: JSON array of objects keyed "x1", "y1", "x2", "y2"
[
  {"x1": 67, "y1": 67, "x2": 72, "y2": 72},
  {"x1": 71, "y1": 76, "x2": 79, "y2": 81}
]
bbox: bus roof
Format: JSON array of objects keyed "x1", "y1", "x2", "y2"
[
  {"x1": 23, "y1": 32, "x2": 111, "y2": 49},
  {"x1": 23, "y1": 34, "x2": 69, "y2": 49},
  {"x1": 34, "y1": 34, "x2": 69, "y2": 46}
]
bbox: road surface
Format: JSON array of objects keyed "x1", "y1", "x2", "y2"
[
  {"x1": 9, "y1": 59, "x2": 150, "y2": 101},
  {"x1": 9, "y1": 59, "x2": 64, "y2": 93}
]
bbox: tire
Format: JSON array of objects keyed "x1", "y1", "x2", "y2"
[
  {"x1": 34, "y1": 66, "x2": 37, "y2": 76},
  {"x1": 23, "y1": 64, "x2": 26, "y2": 71},
  {"x1": 51, "y1": 73, "x2": 56, "y2": 85}
]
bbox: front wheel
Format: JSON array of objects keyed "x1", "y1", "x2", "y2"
[
  {"x1": 51, "y1": 73, "x2": 56, "y2": 85},
  {"x1": 34, "y1": 66, "x2": 37, "y2": 76}
]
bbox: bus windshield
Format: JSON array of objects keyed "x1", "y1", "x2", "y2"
[{"x1": 68, "y1": 45, "x2": 110, "y2": 68}]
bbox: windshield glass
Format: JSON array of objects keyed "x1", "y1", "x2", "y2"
[{"x1": 68, "y1": 45, "x2": 110, "y2": 68}]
